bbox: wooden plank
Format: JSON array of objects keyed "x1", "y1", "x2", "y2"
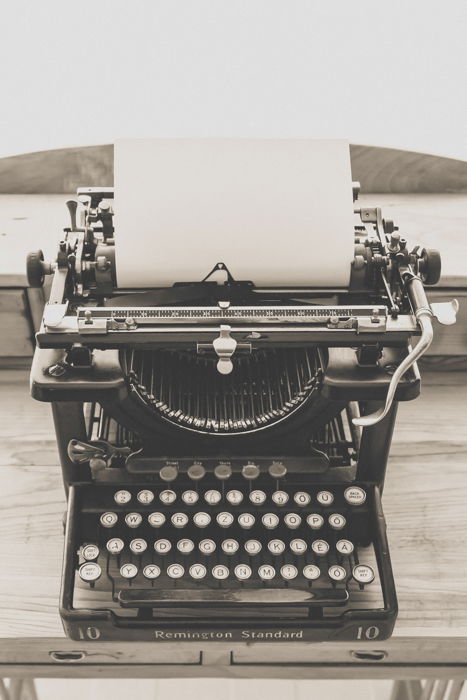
[{"x1": 0, "y1": 290, "x2": 33, "y2": 357}]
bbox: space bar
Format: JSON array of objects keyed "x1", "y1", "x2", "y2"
[{"x1": 118, "y1": 588, "x2": 349, "y2": 607}]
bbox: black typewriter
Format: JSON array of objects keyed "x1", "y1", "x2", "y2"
[{"x1": 27, "y1": 184, "x2": 457, "y2": 642}]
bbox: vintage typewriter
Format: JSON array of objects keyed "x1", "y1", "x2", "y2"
[{"x1": 27, "y1": 182, "x2": 457, "y2": 643}]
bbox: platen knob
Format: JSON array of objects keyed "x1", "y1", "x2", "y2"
[
  {"x1": 187, "y1": 464, "x2": 206, "y2": 481},
  {"x1": 268, "y1": 462, "x2": 287, "y2": 479},
  {"x1": 214, "y1": 464, "x2": 232, "y2": 480},
  {"x1": 242, "y1": 463, "x2": 260, "y2": 480},
  {"x1": 159, "y1": 465, "x2": 178, "y2": 482}
]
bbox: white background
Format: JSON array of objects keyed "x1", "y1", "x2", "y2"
[{"x1": 0, "y1": 0, "x2": 466, "y2": 159}]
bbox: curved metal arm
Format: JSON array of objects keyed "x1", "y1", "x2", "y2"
[{"x1": 353, "y1": 311, "x2": 434, "y2": 428}]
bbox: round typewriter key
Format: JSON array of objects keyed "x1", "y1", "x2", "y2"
[
  {"x1": 125, "y1": 512, "x2": 143, "y2": 528},
  {"x1": 214, "y1": 463, "x2": 232, "y2": 481},
  {"x1": 226, "y1": 489, "x2": 243, "y2": 505},
  {"x1": 106, "y1": 538, "x2": 124, "y2": 554},
  {"x1": 79, "y1": 562, "x2": 101, "y2": 582},
  {"x1": 114, "y1": 490, "x2": 131, "y2": 505},
  {"x1": 344, "y1": 486, "x2": 367, "y2": 506},
  {"x1": 129, "y1": 538, "x2": 147, "y2": 554},
  {"x1": 280, "y1": 564, "x2": 298, "y2": 580},
  {"x1": 205, "y1": 489, "x2": 222, "y2": 505},
  {"x1": 294, "y1": 491, "x2": 311, "y2": 507},
  {"x1": 249, "y1": 489, "x2": 267, "y2": 505},
  {"x1": 177, "y1": 538, "x2": 195, "y2": 554},
  {"x1": 303, "y1": 564, "x2": 321, "y2": 580},
  {"x1": 268, "y1": 539, "x2": 286, "y2": 555},
  {"x1": 353, "y1": 564, "x2": 375, "y2": 584},
  {"x1": 199, "y1": 538, "x2": 216, "y2": 554},
  {"x1": 137, "y1": 489, "x2": 154, "y2": 505},
  {"x1": 154, "y1": 538, "x2": 172, "y2": 554},
  {"x1": 187, "y1": 464, "x2": 206, "y2": 481},
  {"x1": 238, "y1": 513, "x2": 255, "y2": 529},
  {"x1": 328, "y1": 565, "x2": 347, "y2": 582},
  {"x1": 242, "y1": 463, "x2": 260, "y2": 480},
  {"x1": 120, "y1": 563, "x2": 138, "y2": 579},
  {"x1": 167, "y1": 564, "x2": 184, "y2": 579},
  {"x1": 100, "y1": 511, "x2": 118, "y2": 528},
  {"x1": 307, "y1": 513, "x2": 324, "y2": 530},
  {"x1": 268, "y1": 462, "x2": 287, "y2": 480},
  {"x1": 222, "y1": 538, "x2": 239, "y2": 554},
  {"x1": 245, "y1": 539, "x2": 262, "y2": 555},
  {"x1": 189, "y1": 564, "x2": 207, "y2": 580},
  {"x1": 193, "y1": 512, "x2": 211, "y2": 528},
  {"x1": 216, "y1": 511, "x2": 234, "y2": 528},
  {"x1": 336, "y1": 539, "x2": 354, "y2": 555},
  {"x1": 234, "y1": 564, "x2": 252, "y2": 580},
  {"x1": 182, "y1": 490, "x2": 199, "y2": 505},
  {"x1": 159, "y1": 465, "x2": 178, "y2": 482},
  {"x1": 328, "y1": 513, "x2": 346, "y2": 530},
  {"x1": 212, "y1": 564, "x2": 229, "y2": 580},
  {"x1": 143, "y1": 564, "x2": 161, "y2": 579},
  {"x1": 262, "y1": 513, "x2": 279, "y2": 529},
  {"x1": 258, "y1": 564, "x2": 276, "y2": 580},
  {"x1": 82, "y1": 544, "x2": 99, "y2": 561},
  {"x1": 312, "y1": 539, "x2": 330, "y2": 555},
  {"x1": 160, "y1": 489, "x2": 177, "y2": 505},
  {"x1": 272, "y1": 490, "x2": 289, "y2": 506},
  {"x1": 317, "y1": 490, "x2": 334, "y2": 506},
  {"x1": 290, "y1": 538, "x2": 307, "y2": 554},
  {"x1": 284, "y1": 513, "x2": 302, "y2": 529},
  {"x1": 148, "y1": 512, "x2": 166, "y2": 528},
  {"x1": 171, "y1": 512, "x2": 189, "y2": 528}
]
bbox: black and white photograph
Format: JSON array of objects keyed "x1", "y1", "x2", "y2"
[{"x1": 0, "y1": 1, "x2": 466, "y2": 698}]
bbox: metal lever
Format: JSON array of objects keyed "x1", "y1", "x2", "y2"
[
  {"x1": 67, "y1": 439, "x2": 131, "y2": 468},
  {"x1": 212, "y1": 325, "x2": 237, "y2": 375}
]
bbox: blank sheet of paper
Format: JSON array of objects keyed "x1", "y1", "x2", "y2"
[{"x1": 114, "y1": 139, "x2": 355, "y2": 288}]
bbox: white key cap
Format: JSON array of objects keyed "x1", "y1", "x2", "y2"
[
  {"x1": 222, "y1": 538, "x2": 239, "y2": 554},
  {"x1": 177, "y1": 538, "x2": 195, "y2": 554},
  {"x1": 160, "y1": 489, "x2": 177, "y2": 505},
  {"x1": 307, "y1": 513, "x2": 324, "y2": 530},
  {"x1": 148, "y1": 512, "x2": 166, "y2": 528},
  {"x1": 125, "y1": 512, "x2": 143, "y2": 528},
  {"x1": 189, "y1": 564, "x2": 207, "y2": 580},
  {"x1": 193, "y1": 512, "x2": 211, "y2": 528},
  {"x1": 137, "y1": 489, "x2": 154, "y2": 505},
  {"x1": 303, "y1": 564, "x2": 321, "y2": 580},
  {"x1": 311, "y1": 539, "x2": 330, "y2": 555},
  {"x1": 328, "y1": 513, "x2": 346, "y2": 530},
  {"x1": 245, "y1": 539, "x2": 262, "y2": 555},
  {"x1": 216, "y1": 511, "x2": 234, "y2": 528},
  {"x1": 212, "y1": 564, "x2": 229, "y2": 580},
  {"x1": 290, "y1": 538, "x2": 307, "y2": 554},
  {"x1": 328, "y1": 565, "x2": 347, "y2": 582},
  {"x1": 280, "y1": 564, "x2": 298, "y2": 580},
  {"x1": 154, "y1": 538, "x2": 172, "y2": 554},
  {"x1": 106, "y1": 538, "x2": 124, "y2": 554},
  {"x1": 250, "y1": 489, "x2": 267, "y2": 505},
  {"x1": 344, "y1": 486, "x2": 367, "y2": 506},
  {"x1": 262, "y1": 513, "x2": 279, "y2": 529},
  {"x1": 284, "y1": 513, "x2": 301, "y2": 529},
  {"x1": 272, "y1": 490, "x2": 289, "y2": 506},
  {"x1": 129, "y1": 538, "x2": 147, "y2": 554},
  {"x1": 171, "y1": 512, "x2": 189, "y2": 528},
  {"x1": 100, "y1": 511, "x2": 118, "y2": 528},
  {"x1": 268, "y1": 539, "x2": 286, "y2": 555},
  {"x1": 238, "y1": 513, "x2": 255, "y2": 529},
  {"x1": 143, "y1": 564, "x2": 161, "y2": 579},
  {"x1": 120, "y1": 563, "x2": 138, "y2": 579},
  {"x1": 234, "y1": 564, "x2": 252, "y2": 580},
  {"x1": 182, "y1": 489, "x2": 199, "y2": 505},
  {"x1": 79, "y1": 562, "x2": 101, "y2": 582},
  {"x1": 258, "y1": 564, "x2": 276, "y2": 580},
  {"x1": 226, "y1": 489, "x2": 243, "y2": 505},
  {"x1": 199, "y1": 538, "x2": 216, "y2": 554},
  {"x1": 317, "y1": 490, "x2": 334, "y2": 506},
  {"x1": 205, "y1": 489, "x2": 222, "y2": 505},
  {"x1": 114, "y1": 490, "x2": 131, "y2": 505},
  {"x1": 82, "y1": 544, "x2": 99, "y2": 561},
  {"x1": 294, "y1": 491, "x2": 311, "y2": 507},
  {"x1": 167, "y1": 564, "x2": 184, "y2": 579},
  {"x1": 336, "y1": 539, "x2": 354, "y2": 555},
  {"x1": 353, "y1": 564, "x2": 375, "y2": 584}
]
